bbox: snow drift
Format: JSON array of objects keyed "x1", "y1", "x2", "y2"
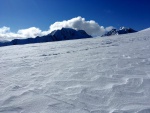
[{"x1": 0, "y1": 28, "x2": 150, "y2": 113}]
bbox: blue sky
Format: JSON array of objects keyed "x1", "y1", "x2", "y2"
[{"x1": 0, "y1": 0, "x2": 150, "y2": 39}]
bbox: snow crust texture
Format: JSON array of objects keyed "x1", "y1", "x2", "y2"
[{"x1": 0, "y1": 30, "x2": 150, "y2": 113}]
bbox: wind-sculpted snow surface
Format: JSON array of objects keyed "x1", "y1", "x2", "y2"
[{"x1": 0, "y1": 29, "x2": 150, "y2": 113}]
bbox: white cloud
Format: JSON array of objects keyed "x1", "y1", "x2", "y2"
[
  {"x1": 0, "y1": 27, "x2": 43, "y2": 41},
  {"x1": 0, "y1": 26, "x2": 10, "y2": 34},
  {"x1": 0, "y1": 16, "x2": 114, "y2": 41},
  {"x1": 105, "y1": 26, "x2": 115, "y2": 32},
  {"x1": 17, "y1": 27, "x2": 42, "y2": 38},
  {"x1": 49, "y1": 16, "x2": 106, "y2": 36}
]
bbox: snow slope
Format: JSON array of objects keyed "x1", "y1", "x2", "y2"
[{"x1": 0, "y1": 29, "x2": 150, "y2": 113}]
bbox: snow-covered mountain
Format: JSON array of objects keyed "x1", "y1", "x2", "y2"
[
  {"x1": 102, "y1": 27, "x2": 137, "y2": 37},
  {"x1": 0, "y1": 28, "x2": 92, "y2": 47},
  {"x1": 0, "y1": 28, "x2": 150, "y2": 113}
]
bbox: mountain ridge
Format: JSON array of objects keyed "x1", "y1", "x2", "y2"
[
  {"x1": 102, "y1": 27, "x2": 137, "y2": 37},
  {"x1": 0, "y1": 28, "x2": 92, "y2": 47}
]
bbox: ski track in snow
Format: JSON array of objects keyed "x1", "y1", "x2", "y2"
[{"x1": 0, "y1": 30, "x2": 150, "y2": 113}]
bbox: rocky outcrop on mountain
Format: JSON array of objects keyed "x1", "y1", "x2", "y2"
[{"x1": 50, "y1": 28, "x2": 92, "y2": 40}]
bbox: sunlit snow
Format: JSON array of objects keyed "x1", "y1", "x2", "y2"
[{"x1": 0, "y1": 29, "x2": 150, "y2": 113}]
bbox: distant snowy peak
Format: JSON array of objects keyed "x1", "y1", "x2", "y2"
[
  {"x1": 102, "y1": 27, "x2": 137, "y2": 37},
  {"x1": 118, "y1": 27, "x2": 137, "y2": 34},
  {"x1": 0, "y1": 28, "x2": 92, "y2": 47}
]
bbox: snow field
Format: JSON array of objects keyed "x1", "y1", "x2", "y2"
[{"x1": 0, "y1": 30, "x2": 150, "y2": 113}]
